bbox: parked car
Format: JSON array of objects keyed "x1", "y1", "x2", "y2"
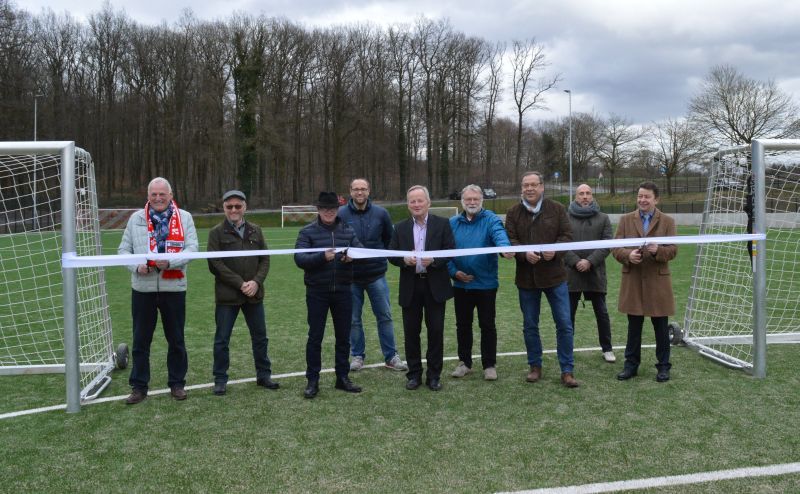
[{"x1": 483, "y1": 188, "x2": 497, "y2": 199}]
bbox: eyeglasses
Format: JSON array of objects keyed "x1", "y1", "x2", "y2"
[
  {"x1": 224, "y1": 204, "x2": 243, "y2": 210},
  {"x1": 350, "y1": 188, "x2": 369, "y2": 192}
]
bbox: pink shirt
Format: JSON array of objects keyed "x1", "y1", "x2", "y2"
[{"x1": 412, "y1": 215, "x2": 428, "y2": 273}]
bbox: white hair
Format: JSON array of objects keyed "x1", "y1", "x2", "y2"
[
  {"x1": 407, "y1": 185, "x2": 430, "y2": 202},
  {"x1": 148, "y1": 177, "x2": 172, "y2": 194}
]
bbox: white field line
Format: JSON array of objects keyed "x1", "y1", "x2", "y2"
[
  {"x1": 0, "y1": 344, "x2": 646, "y2": 420},
  {"x1": 497, "y1": 462, "x2": 800, "y2": 493}
]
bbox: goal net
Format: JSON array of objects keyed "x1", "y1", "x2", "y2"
[
  {"x1": 681, "y1": 139, "x2": 800, "y2": 375},
  {"x1": 281, "y1": 205, "x2": 317, "y2": 228},
  {"x1": 0, "y1": 142, "x2": 117, "y2": 407}
]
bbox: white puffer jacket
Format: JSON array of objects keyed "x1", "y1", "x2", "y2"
[{"x1": 117, "y1": 208, "x2": 199, "y2": 292}]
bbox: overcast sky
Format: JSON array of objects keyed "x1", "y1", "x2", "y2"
[{"x1": 14, "y1": 0, "x2": 800, "y2": 126}]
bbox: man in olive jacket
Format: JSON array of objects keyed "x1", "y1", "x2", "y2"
[
  {"x1": 611, "y1": 181, "x2": 677, "y2": 383},
  {"x1": 505, "y1": 171, "x2": 579, "y2": 388},
  {"x1": 207, "y1": 190, "x2": 279, "y2": 396},
  {"x1": 564, "y1": 184, "x2": 615, "y2": 363}
]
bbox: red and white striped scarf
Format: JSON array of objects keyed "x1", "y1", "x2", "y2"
[{"x1": 145, "y1": 199, "x2": 185, "y2": 279}]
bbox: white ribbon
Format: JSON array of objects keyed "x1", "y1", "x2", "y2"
[{"x1": 61, "y1": 233, "x2": 764, "y2": 269}]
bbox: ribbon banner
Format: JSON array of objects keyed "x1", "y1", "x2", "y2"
[{"x1": 62, "y1": 234, "x2": 765, "y2": 269}]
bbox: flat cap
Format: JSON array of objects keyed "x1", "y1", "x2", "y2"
[{"x1": 222, "y1": 189, "x2": 246, "y2": 202}]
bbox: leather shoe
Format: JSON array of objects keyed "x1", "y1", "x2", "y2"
[
  {"x1": 334, "y1": 377, "x2": 362, "y2": 393},
  {"x1": 125, "y1": 389, "x2": 147, "y2": 405},
  {"x1": 656, "y1": 369, "x2": 670, "y2": 382},
  {"x1": 426, "y1": 378, "x2": 442, "y2": 391},
  {"x1": 617, "y1": 368, "x2": 638, "y2": 381},
  {"x1": 405, "y1": 378, "x2": 421, "y2": 390},
  {"x1": 304, "y1": 380, "x2": 319, "y2": 399},
  {"x1": 170, "y1": 386, "x2": 187, "y2": 400},
  {"x1": 257, "y1": 377, "x2": 280, "y2": 390},
  {"x1": 526, "y1": 365, "x2": 542, "y2": 383},
  {"x1": 561, "y1": 372, "x2": 580, "y2": 388},
  {"x1": 212, "y1": 382, "x2": 226, "y2": 396}
]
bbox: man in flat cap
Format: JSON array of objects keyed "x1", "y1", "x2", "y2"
[
  {"x1": 207, "y1": 189, "x2": 279, "y2": 396},
  {"x1": 294, "y1": 191, "x2": 364, "y2": 399}
]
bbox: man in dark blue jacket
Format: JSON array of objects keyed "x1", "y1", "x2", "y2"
[
  {"x1": 448, "y1": 185, "x2": 513, "y2": 381},
  {"x1": 295, "y1": 192, "x2": 364, "y2": 399},
  {"x1": 338, "y1": 178, "x2": 407, "y2": 373}
]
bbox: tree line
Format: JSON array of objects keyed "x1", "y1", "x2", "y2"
[{"x1": 2, "y1": 1, "x2": 797, "y2": 207}]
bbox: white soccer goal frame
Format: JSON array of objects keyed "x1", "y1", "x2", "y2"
[
  {"x1": 681, "y1": 138, "x2": 800, "y2": 378},
  {"x1": 0, "y1": 141, "x2": 106, "y2": 412},
  {"x1": 281, "y1": 205, "x2": 318, "y2": 228},
  {"x1": 428, "y1": 206, "x2": 459, "y2": 218}
]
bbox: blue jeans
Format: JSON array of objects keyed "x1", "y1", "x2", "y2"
[
  {"x1": 350, "y1": 277, "x2": 398, "y2": 361},
  {"x1": 518, "y1": 282, "x2": 575, "y2": 373},
  {"x1": 213, "y1": 302, "x2": 272, "y2": 384}
]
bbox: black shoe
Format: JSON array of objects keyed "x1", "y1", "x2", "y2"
[
  {"x1": 427, "y1": 378, "x2": 442, "y2": 391},
  {"x1": 406, "y1": 378, "x2": 421, "y2": 390},
  {"x1": 257, "y1": 377, "x2": 280, "y2": 390},
  {"x1": 617, "y1": 368, "x2": 638, "y2": 381},
  {"x1": 212, "y1": 382, "x2": 226, "y2": 396},
  {"x1": 656, "y1": 370, "x2": 670, "y2": 382},
  {"x1": 334, "y1": 377, "x2": 362, "y2": 393},
  {"x1": 304, "y1": 380, "x2": 319, "y2": 399}
]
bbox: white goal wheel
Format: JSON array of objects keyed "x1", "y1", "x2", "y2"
[
  {"x1": 668, "y1": 323, "x2": 684, "y2": 345},
  {"x1": 115, "y1": 343, "x2": 129, "y2": 369}
]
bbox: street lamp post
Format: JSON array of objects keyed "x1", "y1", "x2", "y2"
[{"x1": 563, "y1": 89, "x2": 573, "y2": 198}]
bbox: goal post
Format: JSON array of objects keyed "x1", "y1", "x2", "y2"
[
  {"x1": 0, "y1": 141, "x2": 117, "y2": 412},
  {"x1": 680, "y1": 139, "x2": 800, "y2": 378}
]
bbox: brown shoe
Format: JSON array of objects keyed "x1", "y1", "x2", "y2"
[
  {"x1": 125, "y1": 389, "x2": 147, "y2": 405},
  {"x1": 526, "y1": 366, "x2": 542, "y2": 383},
  {"x1": 561, "y1": 372, "x2": 580, "y2": 388},
  {"x1": 170, "y1": 386, "x2": 187, "y2": 400}
]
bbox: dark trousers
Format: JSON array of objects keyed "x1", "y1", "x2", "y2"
[
  {"x1": 569, "y1": 291, "x2": 613, "y2": 352},
  {"x1": 623, "y1": 315, "x2": 671, "y2": 372},
  {"x1": 402, "y1": 276, "x2": 446, "y2": 382},
  {"x1": 305, "y1": 289, "x2": 352, "y2": 382},
  {"x1": 129, "y1": 290, "x2": 188, "y2": 391},
  {"x1": 213, "y1": 302, "x2": 272, "y2": 384},
  {"x1": 453, "y1": 287, "x2": 498, "y2": 369}
]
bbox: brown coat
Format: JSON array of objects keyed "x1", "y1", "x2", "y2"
[
  {"x1": 611, "y1": 209, "x2": 677, "y2": 317},
  {"x1": 506, "y1": 198, "x2": 573, "y2": 289}
]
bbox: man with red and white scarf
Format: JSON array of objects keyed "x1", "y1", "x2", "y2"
[{"x1": 118, "y1": 177, "x2": 198, "y2": 405}]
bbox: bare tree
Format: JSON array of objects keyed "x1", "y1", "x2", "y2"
[
  {"x1": 509, "y1": 38, "x2": 560, "y2": 178},
  {"x1": 649, "y1": 117, "x2": 709, "y2": 196},
  {"x1": 689, "y1": 64, "x2": 799, "y2": 145},
  {"x1": 591, "y1": 114, "x2": 646, "y2": 195},
  {"x1": 482, "y1": 41, "x2": 504, "y2": 186}
]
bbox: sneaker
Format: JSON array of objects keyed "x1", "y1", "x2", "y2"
[
  {"x1": 602, "y1": 351, "x2": 617, "y2": 363},
  {"x1": 484, "y1": 367, "x2": 497, "y2": 381},
  {"x1": 385, "y1": 354, "x2": 408, "y2": 371},
  {"x1": 450, "y1": 361, "x2": 472, "y2": 378},
  {"x1": 350, "y1": 356, "x2": 364, "y2": 371}
]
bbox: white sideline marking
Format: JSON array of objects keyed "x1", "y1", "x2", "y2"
[
  {"x1": 497, "y1": 462, "x2": 800, "y2": 493},
  {"x1": 0, "y1": 345, "x2": 650, "y2": 421}
]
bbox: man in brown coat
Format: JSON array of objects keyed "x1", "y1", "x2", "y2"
[
  {"x1": 611, "y1": 181, "x2": 677, "y2": 383},
  {"x1": 506, "y1": 171, "x2": 579, "y2": 388}
]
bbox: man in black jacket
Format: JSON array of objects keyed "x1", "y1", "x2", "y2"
[
  {"x1": 295, "y1": 192, "x2": 364, "y2": 399},
  {"x1": 207, "y1": 190, "x2": 279, "y2": 396},
  {"x1": 389, "y1": 185, "x2": 455, "y2": 391}
]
